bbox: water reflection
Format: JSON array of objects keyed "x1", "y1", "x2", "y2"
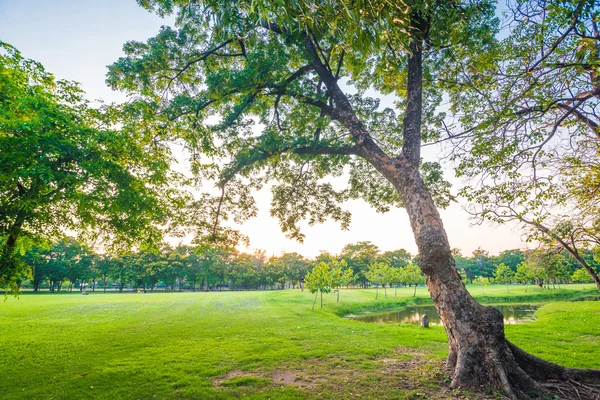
[{"x1": 347, "y1": 304, "x2": 541, "y2": 326}]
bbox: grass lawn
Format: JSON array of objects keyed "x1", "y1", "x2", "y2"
[{"x1": 1, "y1": 284, "x2": 598, "y2": 399}]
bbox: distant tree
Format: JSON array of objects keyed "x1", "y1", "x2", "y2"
[
  {"x1": 454, "y1": 253, "x2": 478, "y2": 283},
  {"x1": 314, "y1": 251, "x2": 340, "y2": 266},
  {"x1": 227, "y1": 253, "x2": 258, "y2": 290},
  {"x1": 473, "y1": 276, "x2": 491, "y2": 295},
  {"x1": 493, "y1": 263, "x2": 514, "y2": 293},
  {"x1": 141, "y1": 250, "x2": 163, "y2": 291},
  {"x1": 529, "y1": 251, "x2": 570, "y2": 289},
  {"x1": 471, "y1": 248, "x2": 495, "y2": 278},
  {"x1": 341, "y1": 242, "x2": 380, "y2": 288},
  {"x1": 182, "y1": 248, "x2": 202, "y2": 292},
  {"x1": 46, "y1": 238, "x2": 90, "y2": 292},
  {"x1": 515, "y1": 262, "x2": 535, "y2": 292},
  {"x1": 110, "y1": 256, "x2": 127, "y2": 292},
  {"x1": 305, "y1": 262, "x2": 333, "y2": 310},
  {"x1": 400, "y1": 264, "x2": 425, "y2": 297},
  {"x1": 167, "y1": 246, "x2": 189, "y2": 291},
  {"x1": 496, "y1": 250, "x2": 525, "y2": 272},
  {"x1": 330, "y1": 260, "x2": 353, "y2": 303},
  {"x1": 280, "y1": 253, "x2": 310, "y2": 289},
  {"x1": 268, "y1": 252, "x2": 310, "y2": 289},
  {"x1": 95, "y1": 255, "x2": 113, "y2": 293},
  {"x1": 381, "y1": 264, "x2": 395, "y2": 298},
  {"x1": 260, "y1": 260, "x2": 284, "y2": 290},
  {"x1": 251, "y1": 249, "x2": 267, "y2": 271},
  {"x1": 365, "y1": 262, "x2": 390, "y2": 299},
  {"x1": 379, "y1": 249, "x2": 412, "y2": 269},
  {"x1": 389, "y1": 267, "x2": 403, "y2": 297},
  {"x1": 572, "y1": 268, "x2": 594, "y2": 289},
  {"x1": 202, "y1": 247, "x2": 231, "y2": 290}
]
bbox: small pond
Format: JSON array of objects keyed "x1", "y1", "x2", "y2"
[{"x1": 347, "y1": 304, "x2": 541, "y2": 326}]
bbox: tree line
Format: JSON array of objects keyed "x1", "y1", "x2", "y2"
[
  {"x1": 18, "y1": 238, "x2": 597, "y2": 294},
  {"x1": 454, "y1": 247, "x2": 599, "y2": 289}
]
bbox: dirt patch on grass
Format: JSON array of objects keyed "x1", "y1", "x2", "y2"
[
  {"x1": 380, "y1": 355, "x2": 429, "y2": 376},
  {"x1": 212, "y1": 370, "x2": 259, "y2": 387},
  {"x1": 213, "y1": 369, "x2": 317, "y2": 390},
  {"x1": 376, "y1": 353, "x2": 496, "y2": 399},
  {"x1": 272, "y1": 370, "x2": 317, "y2": 388},
  {"x1": 214, "y1": 356, "x2": 496, "y2": 399}
]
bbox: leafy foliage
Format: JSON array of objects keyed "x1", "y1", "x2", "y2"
[
  {"x1": 103, "y1": 0, "x2": 487, "y2": 246},
  {"x1": 445, "y1": 0, "x2": 600, "y2": 286},
  {"x1": 0, "y1": 42, "x2": 181, "y2": 292},
  {"x1": 305, "y1": 261, "x2": 334, "y2": 309}
]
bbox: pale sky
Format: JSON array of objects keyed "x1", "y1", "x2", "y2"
[{"x1": 0, "y1": 0, "x2": 527, "y2": 258}]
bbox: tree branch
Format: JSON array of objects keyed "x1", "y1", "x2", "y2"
[{"x1": 219, "y1": 143, "x2": 358, "y2": 187}]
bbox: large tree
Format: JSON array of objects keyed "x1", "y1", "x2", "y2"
[
  {"x1": 108, "y1": 0, "x2": 599, "y2": 397},
  {"x1": 0, "y1": 42, "x2": 180, "y2": 292}
]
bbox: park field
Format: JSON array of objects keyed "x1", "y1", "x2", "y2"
[{"x1": 1, "y1": 284, "x2": 599, "y2": 399}]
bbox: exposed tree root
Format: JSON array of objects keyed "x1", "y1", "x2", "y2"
[
  {"x1": 442, "y1": 304, "x2": 600, "y2": 399},
  {"x1": 508, "y1": 341, "x2": 600, "y2": 384},
  {"x1": 447, "y1": 340, "x2": 600, "y2": 399},
  {"x1": 506, "y1": 341, "x2": 600, "y2": 399},
  {"x1": 543, "y1": 379, "x2": 600, "y2": 400}
]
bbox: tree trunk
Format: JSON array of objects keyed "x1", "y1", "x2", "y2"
[
  {"x1": 0, "y1": 214, "x2": 25, "y2": 288},
  {"x1": 300, "y1": 20, "x2": 600, "y2": 397},
  {"x1": 362, "y1": 153, "x2": 600, "y2": 397},
  {"x1": 358, "y1": 61, "x2": 599, "y2": 400}
]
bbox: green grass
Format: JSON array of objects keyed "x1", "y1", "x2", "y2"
[{"x1": 0, "y1": 284, "x2": 598, "y2": 399}]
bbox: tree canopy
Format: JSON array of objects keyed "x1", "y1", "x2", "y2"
[
  {"x1": 105, "y1": 0, "x2": 488, "y2": 242},
  {"x1": 445, "y1": 0, "x2": 600, "y2": 289},
  {"x1": 0, "y1": 42, "x2": 180, "y2": 292}
]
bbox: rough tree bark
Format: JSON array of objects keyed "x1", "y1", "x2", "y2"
[{"x1": 298, "y1": 21, "x2": 600, "y2": 399}]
